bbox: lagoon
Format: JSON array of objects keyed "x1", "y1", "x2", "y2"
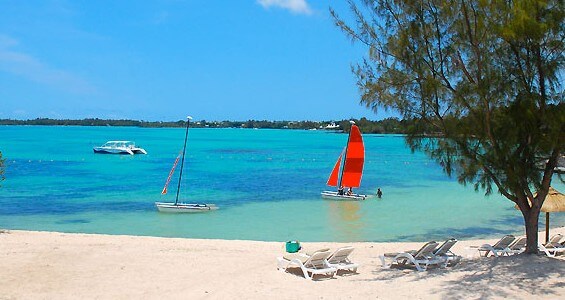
[{"x1": 0, "y1": 125, "x2": 563, "y2": 242}]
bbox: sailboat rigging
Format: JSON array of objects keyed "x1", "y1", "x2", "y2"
[
  {"x1": 321, "y1": 121, "x2": 367, "y2": 200},
  {"x1": 155, "y1": 116, "x2": 219, "y2": 213}
]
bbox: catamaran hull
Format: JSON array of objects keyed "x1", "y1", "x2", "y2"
[
  {"x1": 155, "y1": 202, "x2": 219, "y2": 213},
  {"x1": 93, "y1": 148, "x2": 134, "y2": 155},
  {"x1": 321, "y1": 191, "x2": 367, "y2": 201},
  {"x1": 93, "y1": 148, "x2": 147, "y2": 155}
]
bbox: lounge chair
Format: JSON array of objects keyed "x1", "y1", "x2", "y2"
[
  {"x1": 545, "y1": 234, "x2": 564, "y2": 247},
  {"x1": 277, "y1": 249, "x2": 337, "y2": 280},
  {"x1": 539, "y1": 234, "x2": 565, "y2": 257},
  {"x1": 478, "y1": 235, "x2": 516, "y2": 257},
  {"x1": 433, "y1": 238, "x2": 461, "y2": 266},
  {"x1": 505, "y1": 236, "x2": 527, "y2": 255},
  {"x1": 326, "y1": 246, "x2": 359, "y2": 274},
  {"x1": 380, "y1": 241, "x2": 442, "y2": 271}
]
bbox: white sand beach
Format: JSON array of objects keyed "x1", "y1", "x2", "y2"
[{"x1": 1, "y1": 227, "x2": 564, "y2": 299}]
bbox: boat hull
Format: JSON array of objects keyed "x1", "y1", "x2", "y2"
[
  {"x1": 155, "y1": 202, "x2": 218, "y2": 213},
  {"x1": 321, "y1": 191, "x2": 367, "y2": 201},
  {"x1": 132, "y1": 149, "x2": 147, "y2": 154},
  {"x1": 93, "y1": 147, "x2": 134, "y2": 155}
]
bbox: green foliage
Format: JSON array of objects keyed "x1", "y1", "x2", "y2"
[
  {"x1": 0, "y1": 117, "x2": 413, "y2": 134},
  {"x1": 332, "y1": 0, "x2": 564, "y2": 251}
]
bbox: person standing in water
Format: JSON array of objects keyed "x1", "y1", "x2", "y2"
[{"x1": 377, "y1": 188, "x2": 383, "y2": 198}]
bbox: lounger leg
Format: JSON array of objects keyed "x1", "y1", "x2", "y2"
[
  {"x1": 538, "y1": 244, "x2": 555, "y2": 257},
  {"x1": 441, "y1": 259, "x2": 449, "y2": 268},
  {"x1": 414, "y1": 263, "x2": 424, "y2": 272},
  {"x1": 297, "y1": 265, "x2": 312, "y2": 280},
  {"x1": 479, "y1": 246, "x2": 497, "y2": 257},
  {"x1": 276, "y1": 258, "x2": 288, "y2": 271},
  {"x1": 379, "y1": 256, "x2": 390, "y2": 268},
  {"x1": 407, "y1": 256, "x2": 425, "y2": 272}
]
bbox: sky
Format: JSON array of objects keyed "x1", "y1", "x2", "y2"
[{"x1": 0, "y1": 0, "x2": 394, "y2": 121}]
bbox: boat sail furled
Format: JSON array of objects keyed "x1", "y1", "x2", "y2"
[
  {"x1": 155, "y1": 116, "x2": 218, "y2": 213},
  {"x1": 321, "y1": 121, "x2": 367, "y2": 200}
]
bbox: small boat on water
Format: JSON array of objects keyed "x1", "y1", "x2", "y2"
[
  {"x1": 155, "y1": 116, "x2": 218, "y2": 213},
  {"x1": 93, "y1": 141, "x2": 147, "y2": 155},
  {"x1": 154, "y1": 202, "x2": 218, "y2": 213},
  {"x1": 321, "y1": 121, "x2": 367, "y2": 201}
]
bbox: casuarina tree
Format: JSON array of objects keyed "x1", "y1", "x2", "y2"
[{"x1": 331, "y1": 0, "x2": 564, "y2": 253}]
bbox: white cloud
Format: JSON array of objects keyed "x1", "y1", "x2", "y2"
[
  {"x1": 0, "y1": 34, "x2": 95, "y2": 94},
  {"x1": 257, "y1": 0, "x2": 312, "y2": 15}
]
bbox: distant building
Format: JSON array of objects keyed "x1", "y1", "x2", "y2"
[{"x1": 324, "y1": 122, "x2": 339, "y2": 130}]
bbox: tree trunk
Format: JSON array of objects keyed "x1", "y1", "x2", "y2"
[{"x1": 523, "y1": 208, "x2": 540, "y2": 254}]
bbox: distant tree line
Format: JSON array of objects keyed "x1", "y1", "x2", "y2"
[{"x1": 0, "y1": 117, "x2": 427, "y2": 134}]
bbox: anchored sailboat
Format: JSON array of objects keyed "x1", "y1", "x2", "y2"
[
  {"x1": 155, "y1": 116, "x2": 218, "y2": 213},
  {"x1": 321, "y1": 121, "x2": 367, "y2": 201}
]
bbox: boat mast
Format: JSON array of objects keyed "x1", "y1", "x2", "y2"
[
  {"x1": 175, "y1": 116, "x2": 192, "y2": 205},
  {"x1": 337, "y1": 120, "x2": 355, "y2": 190}
]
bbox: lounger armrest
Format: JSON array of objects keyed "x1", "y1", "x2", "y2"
[{"x1": 478, "y1": 244, "x2": 491, "y2": 250}]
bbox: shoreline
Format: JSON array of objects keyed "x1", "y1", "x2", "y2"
[{"x1": 1, "y1": 227, "x2": 564, "y2": 299}]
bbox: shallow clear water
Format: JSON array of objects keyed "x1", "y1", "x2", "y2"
[{"x1": 0, "y1": 125, "x2": 563, "y2": 242}]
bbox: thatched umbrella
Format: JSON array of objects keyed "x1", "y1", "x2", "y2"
[{"x1": 516, "y1": 187, "x2": 565, "y2": 243}]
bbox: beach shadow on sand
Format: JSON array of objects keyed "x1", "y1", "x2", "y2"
[
  {"x1": 280, "y1": 267, "x2": 337, "y2": 281},
  {"x1": 436, "y1": 256, "x2": 565, "y2": 299},
  {"x1": 366, "y1": 254, "x2": 565, "y2": 299}
]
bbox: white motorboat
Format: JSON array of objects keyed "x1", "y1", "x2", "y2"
[
  {"x1": 155, "y1": 116, "x2": 218, "y2": 213},
  {"x1": 93, "y1": 141, "x2": 147, "y2": 155}
]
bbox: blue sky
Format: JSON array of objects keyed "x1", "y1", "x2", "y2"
[{"x1": 0, "y1": 0, "x2": 391, "y2": 121}]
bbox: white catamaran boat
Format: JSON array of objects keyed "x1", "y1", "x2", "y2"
[
  {"x1": 321, "y1": 121, "x2": 367, "y2": 201},
  {"x1": 93, "y1": 141, "x2": 147, "y2": 155},
  {"x1": 155, "y1": 116, "x2": 218, "y2": 213}
]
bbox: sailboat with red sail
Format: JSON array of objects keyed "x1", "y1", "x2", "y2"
[{"x1": 321, "y1": 121, "x2": 367, "y2": 200}]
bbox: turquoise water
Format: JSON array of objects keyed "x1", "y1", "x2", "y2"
[{"x1": 0, "y1": 125, "x2": 563, "y2": 242}]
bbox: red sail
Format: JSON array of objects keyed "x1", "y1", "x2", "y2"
[
  {"x1": 161, "y1": 151, "x2": 183, "y2": 195},
  {"x1": 341, "y1": 124, "x2": 364, "y2": 188},
  {"x1": 326, "y1": 153, "x2": 342, "y2": 187}
]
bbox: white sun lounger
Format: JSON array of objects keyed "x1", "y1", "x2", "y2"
[
  {"x1": 478, "y1": 235, "x2": 516, "y2": 257},
  {"x1": 433, "y1": 238, "x2": 461, "y2": 266},
  {"x1": 505, "y1": 236, "x2": 527, "y2": 255},
  {"x1": 547, "y1": 234, "x2": 564, "y2": 245},
  {"x1": 277, "y1": 249, "x2": 337, "y2": 280},
  {"x1": 326, "y1": 246, "x2": 359, "y2": 274},
  {"x1": 380, "y1": 241, "x2": 442, "y2": 272},
  {"x1": 539, "y1": 234, "x2": 565, "y2": 257}
]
